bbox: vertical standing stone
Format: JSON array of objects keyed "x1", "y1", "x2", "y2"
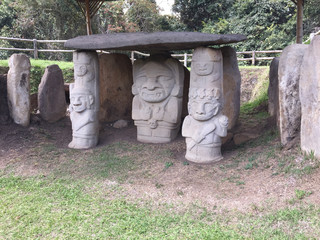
[
  {"x1": 278, "y1": 44, "x2": 307, "y2": 146},
  {"x1": 38, "y1": 65, "x2": 67, "y2": 122},
  {"x1": 182, "y1": 47, "x2": 228, "y2": 164},
  {"x1": 99, "y1": 53, "x2": 133, "y2": 122},
  {"x1": 300, "y1": 36, "x2": 320, "y2": 157},
  {"x1": 69, "y1": 51, "x2": 100, "y2": 149},
  {"x1": 221, "y1": 46, "x2": 241, "y2": 131},
  {"x1": 132, "y1": 54, "x2": 184, "y2": 143},
  {"x1": 268, "y1": 57, "x2": 280, "y2": 127},
  {"x1": 7, "y1": 54, "x2": 31, "y2": 126}
]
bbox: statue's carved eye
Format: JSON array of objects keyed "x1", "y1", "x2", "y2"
[{"x1": 157, "y1": 76, "x2": 171, "y2": 82}]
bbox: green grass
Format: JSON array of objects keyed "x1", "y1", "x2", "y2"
[{"x1": 0, "y1": 59, "x2": 74, "y2": 94}]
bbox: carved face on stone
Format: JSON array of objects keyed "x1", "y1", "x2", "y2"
[
  {"x1": 189, "y1": 98, "x2": 220, "y2": 121},
  {"x1": 194, "y1": 62, "x2": 214, "y2": 76},
  {"x1": 135, "y1": 62, "x2": 175, "y2": 103},
  {"x1": 70, "y1": 90, "x2": 94, "y2": 113},
  {"x1": 73, "y1": 52, "x2": 95, "y2": 81}
]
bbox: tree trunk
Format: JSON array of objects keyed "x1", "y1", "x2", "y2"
[{"x1": 296, "y1": 0, "x2": 303, "y2": 43}]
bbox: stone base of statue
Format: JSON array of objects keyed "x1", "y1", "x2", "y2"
[
  {"x1": 185, "y1": 141, "x2": 223, "y2": 164},
  {"x1": 68, "y1": 134, "x2": 98, "y2": 149},
  {"x1": 135, "y1": 120, "x2": 180, "y2": 143}
]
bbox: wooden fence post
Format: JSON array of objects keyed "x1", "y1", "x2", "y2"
[
  {"x1": 33, "y1": 39, "x2": 38, "y2": 59},
  {"x1": 252, "y1": 51, "x2": 256, "y2": 66}
]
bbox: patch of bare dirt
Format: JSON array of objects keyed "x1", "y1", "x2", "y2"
[{"x1": 1, "y1": 112, "x2": 320, "y2": 213}]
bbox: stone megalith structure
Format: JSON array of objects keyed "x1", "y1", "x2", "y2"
[
  {"x1": 221, "y1": 46, "x2": 241, "y2": 131},
  {"x1": 300, "y1": 36, "x2": 320, "y2": 158},
  {"x1": 69, "y1": 51, "x2": 100, "y2": 149},
  {"x1": 278, "y1": 44, "x2": 307, "y2": 146},
  {"x1": 38, "y1": 64, "x2": 67, "y2": 122},
  {"x1": 99, "y1": 53, "x2": 133, "y2": 122},
  {"x1": 7, "y1": 53, "x2": 31, "y2": 126},
  {"x1": 182, "y1": 47, "x2": 228, "y2": 164},
  {"x1": 132, "y1": 54, "x2": 185, "y2": 143},
  {"x1": 0, "y1": 74, "x2": 12, "y2": 124},
  {"x1": 268, "y1": 57, "x2": 280, "y2": 127}
]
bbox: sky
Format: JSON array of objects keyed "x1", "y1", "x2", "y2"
[{"x1": 155, "y1": 0, "x2": 174, "y2": 15}]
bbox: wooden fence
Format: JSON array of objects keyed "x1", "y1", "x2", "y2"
[{"x1": 0, "y1": 36, "x2": 282, "y2": 66}]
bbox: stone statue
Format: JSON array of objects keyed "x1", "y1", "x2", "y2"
[
  {"x1": 7, "y1": 53, "x2": 31, "y2": 126},
  {"x1": 182, "y1": 88, "x2": 228, "y2": 163},
  {"x1": 182, "y1": 47, "x2": 228, "y2": 163},
  {"x1": 132, "y1": 54, "x2": 184, "y2": 143},
  {"x1": 69, "y1": 51, "x2": 99, "y2": 149}
]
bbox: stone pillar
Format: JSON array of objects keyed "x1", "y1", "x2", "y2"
[
  {"x1": 38, "y1": 65, "x2": 67, "y2": 122},
  {"x1": 132, "y1": 54, "x2": 184, "y2": 143},
  {"x1": 278, "y1": 44, "x2": 307, "y2": 146},
  {"x1": 68, "y1": 51, "x2": 100, "y2": 149},
  {"x1": 221, "y1": 46, "x2": 241, "y2": 131},
  {"x1": 268, "y1": 57, "x2": 280, "y2": 127},
  {"x1": 7, "y1": 53, "x2": 31, "y2": 127},
  {"x1": 99, "y1": 53, "x2": 133, "y2": 122},
  {"x1": 300, "y1": 36, "x2": 320, "y2": 158},
  {"x1": 182, "y1": 47, "x2": 228, "y2": 164},
  {"x1": 0, "y1": 74, "x2": 11, "y2": 124}
]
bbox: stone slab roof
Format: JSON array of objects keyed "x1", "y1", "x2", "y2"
[{"x1": 64, "y1": 32, "x2": 247, "y2": 52}]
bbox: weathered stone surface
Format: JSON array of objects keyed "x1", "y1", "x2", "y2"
[
  {"x1": 181, "y1": 67, "x2": 190, "y2": 118},
  {"x1": 132, "y1": 54, "x2": 184, "y2": 143},
  {"x1": 278, "y1": 44, "x2": 307, "y2": 146},
  {"x1": 69, "y1": 51, "x2": 100, "y2": 149},
  {"x1": 65, "y1": 32, "x2": 247, "y2": 52},
  {"x1": 7, "y1": 53, "x2": 31, "y2": 126},
  {"x1": 0, "y1": 74, "x2": 12, "y2": 124},
  {"x1": 182, "y1": 47, "x2": 228, "y2": 164},
  {"x1": 221, "y1": 46, "x2": 241, "y2": 131},
  {"x1": 300, "y1": 36, "x2": 320, "y2": 158},
  {"x1": 113, "y1": 119, "x2": 129, "y2": 129},
  {"x1": 99, "y1": 53, "x2": 133, "y2": 122},
  {"x1": 38, "y1": 64, "x2": 67, "y2": 122},
  {"x1": 268, "y1": 57, "x2": 280, "y2": 127}
]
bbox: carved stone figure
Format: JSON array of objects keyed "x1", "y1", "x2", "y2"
[
  {"x1": 69, "y1": 51, "x2": 99, "y2": 149},
  {"x1": 182, "y1": 88, "x2": 228, "y2": 163},
  {"x1": 7, "y1": 53, "x2": 31, "y2": 126},
  {"x1": 182, "y1": 47, "x2": 228, "y2": 163},
  {"x1": 132, "y1": 54, "x2": 184, "y2": 143}
]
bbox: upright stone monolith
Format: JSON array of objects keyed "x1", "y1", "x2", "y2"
[
  {"x1": 99, "y1": 53, "x2": 133, "y2": 122},
  {"x1": 278, "y1": 44, "x2": 307, "y2": 146},
  {"x1": 69, "y1": 51, "x2": 100, "y2": 149},
  {"x1": 300, "y1": 36, "x2": 320, "y2": 158},
  {"x1": 182, "y1": 47, "x2": 228, "y2": 164},
  {"x1": 7, "y1": 54, "x2": 31, "y2": 126},
  {"x1": 38, "y1": 65, "x2": 67, "y2": 122},
  {"x1": 221, "y1": 46, "x2": 241, "y2": 131}
]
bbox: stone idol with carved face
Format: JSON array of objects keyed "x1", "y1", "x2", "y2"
[
  {"x1": 182, "y1": 47, "x2": 228, "y2": 164},
  {"x1": 69, "y1": 51, "x2": 99, "y2": 149},
  {"x1": 132, "y1": 54, "x2": 184, "y2": 143}
]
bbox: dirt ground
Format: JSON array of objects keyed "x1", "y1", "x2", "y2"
[{"x1": 1, "y1": 111, "x2": 320, "y2": 213}]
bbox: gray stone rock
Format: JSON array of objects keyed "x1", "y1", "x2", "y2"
[
  {"x1": 278, "y1": 44, "x2": 307, "y2": 146},
  {"x1": 38, "y1": 64, "x2": 67, "y2": 122},
  {"x1": 0, "y1": 74, "x2": 12, "y2": 124},
  {"x1": 65, "y1": 32, "x2": 247, "y2": 52},
  {"x1": 7, "y1": 53, "x2": 31, "y2": 126},
  {"x1": 113, "y1": 119, "x2": 129, "y2": 129},
  {"x1": 221, "y1": 46, "x2": 241, "y2": 131},
  {"x1": 268, "y1": 57, "x2": 280, "y2": 127},
  {"x1": 99, "y1": 53, "x2": 133, "y2": 122},
  {"x1": 300, "y1": 36, "x2": 320, "y2": 158}
]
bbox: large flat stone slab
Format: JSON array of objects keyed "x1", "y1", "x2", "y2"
[{"x1": 65, "y1": 32, "x2": 246, "y2": 52}]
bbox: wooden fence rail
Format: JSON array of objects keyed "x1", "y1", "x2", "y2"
[{"x1": 0, "y1": 36, "x2": 282, "y2": 66}]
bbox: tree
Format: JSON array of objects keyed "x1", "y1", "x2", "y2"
[{"x1": 173, "y1": 0, "x2": 234, "y2": 31}]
